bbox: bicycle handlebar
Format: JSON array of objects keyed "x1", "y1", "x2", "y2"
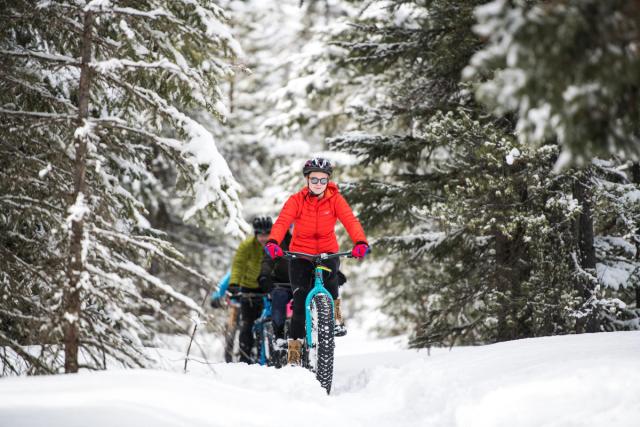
[
  {"x1": 282, "y1": 251, "x2": 353, "y2": 262},
  {"x1": 272, "y1": 282, "x2": 292, "y2": 288},
  {"x1": 226, "y1": 291, "x2": 268, "y2": 299}
]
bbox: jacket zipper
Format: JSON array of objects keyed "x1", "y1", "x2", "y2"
[{"x1": 315, "y1": 199, "x2": 320, "y2": 254}]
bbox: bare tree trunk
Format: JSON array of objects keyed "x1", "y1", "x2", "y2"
[
  {"x1": 575, "y1": 181, "x2": 596, "y2": 270},
  {"x1": 574, "y1": 172, "x2": 598, "y2": 333},
  {"x1": 228, "y1": 74, "x2": 235, "y2": 114},
  {"x1": 495, "y1": 230, "x2": 512, "y2": 342},
  {"x1": 65, "y1": 11, "x2": 93, "y2": 374},
  {"x1": 494, "y1": 230, "x2": 529, "y2": 341},
  {"x1": 494, "y1": 174, "x2": 530, "y2": 342}
]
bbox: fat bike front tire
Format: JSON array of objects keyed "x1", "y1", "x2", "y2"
[{"x1": 307, "y1": 294, "x2": 335, "y2": 394}]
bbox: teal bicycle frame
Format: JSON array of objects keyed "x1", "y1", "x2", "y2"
[
  {"x1": 305, "y1": 264, "x2": 335, "y2": 346},
  {"x1": 283, "y1": 251, "x2": 352, "y2": 346}
]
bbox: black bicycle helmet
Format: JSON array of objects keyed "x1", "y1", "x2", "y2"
[
  {"x1": 252, "y1": 216, "x2": 273, "y2": 234},
  {"x1": 302, "y1": 157, "x2": 333, "y2": 176}
]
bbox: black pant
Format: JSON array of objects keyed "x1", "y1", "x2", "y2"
[
  {"x1": 271, "y1": 287, "x2": 293, "y2": 340},
  {"x1": 238, "y1": 290, "x2": 263, "y2": 364},
  {"x1": 289, "y1": 257, "x2": 340, "y2": 340}
]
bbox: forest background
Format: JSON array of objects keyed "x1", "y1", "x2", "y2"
[{"x1": 0, "y1": 0, "x2": 638, "y2": 375}]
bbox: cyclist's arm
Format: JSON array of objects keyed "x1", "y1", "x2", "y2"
[
  {"x1": 211, "y1": 271, "x2": 231, "y2": 300},
  {"x1": 230, "y1": 239, "x2": 251, "y2": 285},
  {"x1": 259, "y1": 251, "x2": 275, "y2": 278},
  {"x1": 268, "y1": 195, "x2": 299, "y2": 244},
  {"x1": 335, "y1": 194, "x2": 368, "y2": 245}
]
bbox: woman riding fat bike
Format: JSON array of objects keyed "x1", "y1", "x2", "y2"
[
  {"x1": 264, "y1": 157, "x2": 370, "y2": 366},
  {"x1": 259, "y1": 227, "x2": 349, "y2": 367}
]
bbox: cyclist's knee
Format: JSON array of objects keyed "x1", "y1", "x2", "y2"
[{"x1": 272, "y1": 310, "x2": 285, "y2": 326}]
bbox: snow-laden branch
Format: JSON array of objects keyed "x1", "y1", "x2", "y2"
[
  {"x1": 0, "y1": 108, "x2": 76, "y2": 121},
  {"x1": 91, "y1": 117, "x2": 181, "y2": 150},
  {"x1": 86, "y1": 4, "x2": 170, "y2": 19},
  {"x1": 3, "y1": 75, "x2": 78, "y2": 112},
  {"x1": 571, "y1": 251, "x2": 599, "y2": 285},
  {"x1": 115, "y1": 260, "x2": 202, "y2": 313},
  {"x1": 0, "y1": 49, "x2": 79, "y2": 65},
  {"x1": 182, "y1": 0, "x2": 243, "y2": 56},
  {"x1": 0, "y1": 198, "x2": 65, "y2": 219},
  {"x1": 85, "y1": 1, "x2": 240, "y2": 52},
  {"x1": 94, "y1": 77, "x2": 244, "y2": 235},
  {"x1": 0, "y1": 195, "x2": 64, "y2": 213},
  {"x1": 0, "y1": 247, "x2": 57, "y2": 290},
  {"x1": 92, "y1": 57, "x2": 184, "y2": 75},
  {"x1": 92, "y1": 226, "x2": 211, "y2": 283},
  {"x1": 38, "y1": 1, "x2": 168, "y2": 21},
  {"x1": 0, "y1": 331, "x2": 56, "y2": 374},
  {"x1": 91, "y1": 58, "x2": 206, "y2": 101}
]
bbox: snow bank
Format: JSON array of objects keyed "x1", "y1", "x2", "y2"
[{"x1": 1, "y1": 332, "x2": 638, "y2": 427}]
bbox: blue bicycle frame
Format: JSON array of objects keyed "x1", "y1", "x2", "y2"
[
  {"x1": 305, "y1": 264, "x2": 335, "y2": 346},
  {"x1": 283, "y1": 251, "x2": 352, "y2": 346},
  {"x1": 253, "y1": 296, "x2": 272, "y2": 365}
]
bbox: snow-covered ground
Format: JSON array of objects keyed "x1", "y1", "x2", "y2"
[{"x1": 1, "y1": 330, "x2": 638, "y2": 427}]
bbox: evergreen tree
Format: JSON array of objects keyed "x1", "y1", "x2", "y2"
[
  {"x1": 465, "y1": 0, "x2": 640, "y2": 165},
  {"x1": 318, "y1": 0, "x2": 639, "y2": 345},
  {"x1": 465, "y1": 0, "x2": 640, "y2": 329},
  {"x1": 0, "y1": 0, "x2": 242, "y2": 374},
  {"x1": 258, "y1": 0, "x2": 363, "y2": 190}
]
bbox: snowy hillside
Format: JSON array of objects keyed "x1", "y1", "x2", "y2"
[{"x1": 1, "y1": 331, "x2": 638, "y2": 427}]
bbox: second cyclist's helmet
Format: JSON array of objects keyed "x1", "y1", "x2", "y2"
[
  {"x1": 252, "y1": 216, "x2": 273, "y2": 234},
  {"x1": 302, "y1": 157, "x2": 333, "y2": 176}
]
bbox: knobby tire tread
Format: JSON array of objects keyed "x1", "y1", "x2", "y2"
[{"x1": 311, "y1": 294, "x2": 335, "y2": 394}]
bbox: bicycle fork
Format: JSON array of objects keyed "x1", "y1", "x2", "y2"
[{"x1": 304, "y1": 265, "x2": 335, "y2": 347}]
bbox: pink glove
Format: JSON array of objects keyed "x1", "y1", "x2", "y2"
[
  {"x1": 351, "y1": 242, "x2": 370, "y2": 259},
  {"x1": 264, "y1": 241, "x2": 283, "y2": 259}
]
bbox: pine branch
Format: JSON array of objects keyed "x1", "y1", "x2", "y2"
[
  {"x1": 0, "y1": 108, "x2": 76, "y2": 121},
  {"x1": 0, "y1": 74, "x2": 79, "y2": 112},
  {"x1": 0, "y1": 332, "x2": 57, "y2": 375},
  {"x1": 0, "y1": 49, "x2": 79, "y2": 66}
]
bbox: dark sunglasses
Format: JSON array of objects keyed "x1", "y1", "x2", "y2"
[{"x1": 309, "y1": 177, "x2": 329, "y2": 185}]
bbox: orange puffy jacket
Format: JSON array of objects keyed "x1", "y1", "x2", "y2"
[{"x1": 269, "y1": 182, "x2": 367, "y2": 254}]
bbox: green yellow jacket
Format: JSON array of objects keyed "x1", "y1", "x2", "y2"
[{"x1": 230, "y1": 236, "x2": 263, "y2": 289}]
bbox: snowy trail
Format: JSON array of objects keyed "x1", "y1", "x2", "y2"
[{"x1": 1, "y1": 331, "x2": 639, "y2": 427}]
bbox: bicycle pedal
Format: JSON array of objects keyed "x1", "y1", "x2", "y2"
[{"x1": 334, "y1": 325, "x2": 347, "y2": 337}]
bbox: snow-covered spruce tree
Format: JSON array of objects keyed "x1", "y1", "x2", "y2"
[
  {"x1": 323, "y1": 0, "x2": 532, "y2": 345},
  {"x1": 256, "y1": 0, "x2": 367, "y2": 193},
  {"x1": 0, "y1": 0, "x2": 243, "y2": 374},
  {"x1": 260, "y1": 1, "x2": 360, "y2": 146},
  {"x1": 331, "y1": 109, "x2": 589, "y2": 344},
  {"x1": 465, "y1": 0, "x2": 640, "y2": 330},
  {"x1": 209, "y1": 0, "x2": 313, "y2": 210},
  {"x1": 252, "y1": 2, "x2": 397, "y2": 320},
  {"x1": 324, "y1": 0, "x2": 640, "y2": 345},
  {"x1": 588, "y1": 160, "x2": 640, "y2": 330},
  {"x1": 465, "y1": 0, "x2": 640, "y2": 165}
]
